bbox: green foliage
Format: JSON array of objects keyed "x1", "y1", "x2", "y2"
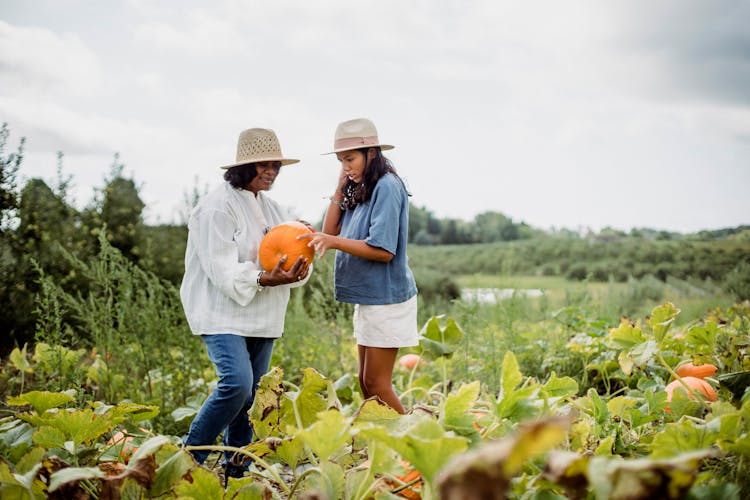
[
  {"x1": 12, "y1": 231, "x2": 211, "y2": 433},
  {"x1": 2, "y1": 304, "x2": 750, "y2": 498},
  {"x1": 724, "y1": 260, "x2": 750, "y2": 301}
]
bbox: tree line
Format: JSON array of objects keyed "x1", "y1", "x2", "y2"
[{"x1": 2, "y1": 123, "x2": 749, "y2": 357}]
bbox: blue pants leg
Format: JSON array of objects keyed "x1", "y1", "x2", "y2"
[{"x1": 184, "y1": 334, "x2": 275, "y2": 465}]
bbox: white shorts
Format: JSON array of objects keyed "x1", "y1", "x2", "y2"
[{"x1": 353, "y1": 295, "x2": 419, "y2": 348}]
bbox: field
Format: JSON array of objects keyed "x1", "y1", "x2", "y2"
[{"x1": 1, "y1": 231, "x2": 749, "y2": 499}]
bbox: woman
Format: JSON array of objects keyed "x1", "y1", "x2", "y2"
[
  {"x1": 303, "y1": 118, "x2": 418, "y2": 414},
  {"x1": 180, "y1": 127, "x2": 311, "y2": 478}
]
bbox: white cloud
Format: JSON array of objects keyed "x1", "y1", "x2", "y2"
[{"x1": 0, "y1": 20, "x2": 102, "y2": 95}]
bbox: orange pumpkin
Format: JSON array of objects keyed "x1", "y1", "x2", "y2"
[
  {"x1": 107, "y1": 431, "x2": 138, "y2": 463},
  {"x1": 665, "y1": 376, "x2": 718, "y2": 403},
  {"x1": 675, "y1": 362, "x2": 717, "y2": 380},
  {"x1": 258, "y1": 221, "x2": 315, "y2": 272},
  {"x1": 397, "y1": 354, "x2": 424, "y2": 370},
  {"x1": 387, "y1": 459, "x2": 422, "y2": 500}
]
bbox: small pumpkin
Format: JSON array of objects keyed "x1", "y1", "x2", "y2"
[
  {"x1": 258, "y1": 221, "x2": 315, "y2": 272},
  {"x1": 107, "y1": 431, "x2": 138, "y2": 463},
  {"x1": 665, "y1": 376, "x2": 718, "y2": 403},
  {"x1": 388, "y1": 459, "x2": 422, "y2": 500},
  {"x1": 397, "y1": 354, "x2": 424, "y2": 370},
  {"x1": 675, "y1": 362, "x2": 717, "y2": 380}
]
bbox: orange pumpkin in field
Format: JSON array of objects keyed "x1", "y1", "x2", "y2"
[
  {"x1": 259, "y1": 221, "x2": 315, "y2": 272},
  {"x1": 675, "y1": 362, "x2": 717, "y2": 380},
  {"x1": 665, "y1": 376, "x2": 718, "y2": 403},
  {"x1": 398, "y1": 354, "x2": 425, "y2": 370}
]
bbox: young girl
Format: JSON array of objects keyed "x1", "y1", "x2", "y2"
[{"x1": 304, "y1": 118, "x2": 418, "y2": 413}]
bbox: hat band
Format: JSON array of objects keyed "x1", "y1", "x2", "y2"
[{"x1": 334, "y1": 135, "x2": 379, "y2": 150}]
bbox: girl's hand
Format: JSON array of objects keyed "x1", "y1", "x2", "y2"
[
  {"x1": 336, "y1": 166, "x2": 348, "y2": 190},
  {"x1": 298, "y1": 232, "x2": 337, "y2": 259}
]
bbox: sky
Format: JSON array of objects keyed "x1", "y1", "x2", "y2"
[{"x1": 1, "y1": 0, "x2": 749, "y2": 233}]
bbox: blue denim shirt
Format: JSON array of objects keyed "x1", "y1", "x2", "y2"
[{"x1": 334, "y1": 173, "x2": 418, "y2": 305}]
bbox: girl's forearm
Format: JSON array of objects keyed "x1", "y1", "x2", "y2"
[
  {"x1": 322, "y1": 198, "x2": 343, "y2": 235},
  {"x1": 330, "y1": 236, "x2": 393, "y2": 263}
]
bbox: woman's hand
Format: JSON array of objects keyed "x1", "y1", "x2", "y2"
[{"x1": 259, "y1": 255, "x2": 309, "y2": 286}]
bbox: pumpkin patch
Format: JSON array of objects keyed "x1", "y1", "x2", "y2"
[{"x1": 258, "y1": 221, "x2": 315, "y2": 272}]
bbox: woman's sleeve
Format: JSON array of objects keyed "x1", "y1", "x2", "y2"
[
  {"x1": 364, "y1": 179, "x2": 401, "y2": 254},
  {"x1": 194, "y1": 208, "x2": 260, "y2": 306}
]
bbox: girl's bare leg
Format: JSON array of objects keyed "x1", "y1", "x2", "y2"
[
  {"x1": 359, "y1": 346, "x2": 405, "y2": 414},
  {"x1": 357, "y1": 344, "x2": 371, "y2": 399}
]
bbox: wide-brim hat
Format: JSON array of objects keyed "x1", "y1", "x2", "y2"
[
  {"x1": 220, "y1": 128, "x2": 299, "y2": 169},
  {"x1": 323, "y1": 118, "x2": 394, "y2": 155}
]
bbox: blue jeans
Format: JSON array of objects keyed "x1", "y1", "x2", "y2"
[{"x1": 184, "y1": 334, "x2": 275, "y2": 466}]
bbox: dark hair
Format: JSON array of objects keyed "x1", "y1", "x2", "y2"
[
  {"x1": 223, "y1": 164, "x2": 257, "y2": 189},
  {"x1": 340, "y1": 148, "x2": 400, "y2": 210}
]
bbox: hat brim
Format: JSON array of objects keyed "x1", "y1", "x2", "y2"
[
  {"x1": 220, "y1": 157, "x2": 300, "y2": 169},
  {"x1": 322, "y1": 144, "x2": 394, "y2": 155}
]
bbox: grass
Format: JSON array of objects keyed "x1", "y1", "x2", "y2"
[{"x1": 455, "y1": 273, "x2": 735, "y2": 325}]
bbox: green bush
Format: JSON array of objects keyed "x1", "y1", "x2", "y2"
[{"x1": 725, "y1": 261, "x2": 750, "y2": 301}]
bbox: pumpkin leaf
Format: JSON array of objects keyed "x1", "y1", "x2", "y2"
[
  {"x1": 360, "y1": 412, "x2": 468, "y2": 484},
  {"x1": 649, "y1": 420, "x2": 719, "y2": 458},
  {"x1": 418, "y1": 316, "x2": 464, "y2": 359},
  {"x1": 648, "y1": 302, "x2": 680, "y2": 344},
  {"x1": 148, "y1": 449, "x2": 195, "y2": 497},
  {"x1": 249, "y1": 366, "x2": 286, "y2": 439},
  {"x1": 436, "y1": 415, "x2": 572, "y2": 499},
  {"x1": 174, "y1": 464, "x2": 224, "y2": 499},
  {"x1": 7, "y1": 391, "x2": 74, "y2": 415},
  {"x1": 607, "y1": 320, "x2": 647, "y2": 349},
  {"x1": 295, "y1": 410, "x2": 352, "y2": 461},
  {"x1": 541, "y1": 373, "x2": 579, "y2": 401},
  {"x1": 9, "y1": 346, "x2": 32, "y2": 373},
  {"x1": 282, "y1": 367, "x2": 330, "y2": 430},
  {"x1": 48, "y1": 466, "x2": 105, "y2": 493},
  {"x1": 588, "y1": 450, "x2": 714, "y2": 500}
]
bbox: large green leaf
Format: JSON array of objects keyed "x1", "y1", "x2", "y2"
[
  {"x1": 418, "y1": 316, "x2": 464, "y2": 360},
  {"x1": 7, "y1": 391, "x2": 74, "y2": 415},
  {"x1": 607, "y1": 321, "x2": 647, "y2": 349},
  {"x1": 436, "y1": 415, "x2": 572, "y2": 499},
  {"x1": 311, "y1": 461, "x2": 345, "y2": 500},
  {"x1": 249, "y1": 366, "x2": 286, "y2": 439},
  {"x1": 540, "y1": 373, "x2": 579, "y2": 401},
  {"x1": 148, "y1": 449, "x2": 195, "y2": 497},
  {"x1": 440, "y1": 381, "x2": 480, "y2": 434},
  {"x1": 649, "y1": 420, "x2": 719, "y2": 458},
  {"x1": 588, "y1": 450, "x2": 713, "y2": 500},
  {"x1": 283, "y1": 367, "x2": 331, "y2": 430},
  {"x1": 494, "y1": 352, "x2": 539, "y2": 421},
  {"x1": 173, "y1": 465, "x2": 224, "y2": 499},
  {"x1": 273, "y1": 436, "x2": 306, "y2": 471},
  {"x1": 648, "y1": 302, "x2": 680, "y2": 343},
  {"x1": 296, "y1": 410, "x2": 352, "y2": 461},
  {"x1": 360, "y1": 412, "x2": 468, "y2": 484},
  {"x1": 9, "y1": 346, "x2": 31, "y2": 373},
  {"x1": 48, "y1": 466, "x2": 105, "y2": 493},
  {"x1": 685, "y1": 321, "x2": 720, "y2": 352},
  {"x1": 25, "y1": 408, "x2": 116, "y2": 449}
]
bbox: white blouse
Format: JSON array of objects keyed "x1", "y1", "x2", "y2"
[{"x1": 179, "y1": 182, "x2": 310, "y2": 337}]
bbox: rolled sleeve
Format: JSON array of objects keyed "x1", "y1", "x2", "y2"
[{"x1": 364, "y1": 185, "x2": 400, "y2": 254}]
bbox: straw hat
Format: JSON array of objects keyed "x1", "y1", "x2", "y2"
[
  {"x1": 324, "y1": 118, "x2": 394, "y2": 154},
  {"x1": 220, "y1": 128, "x2": 299, "y2": 169}
]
